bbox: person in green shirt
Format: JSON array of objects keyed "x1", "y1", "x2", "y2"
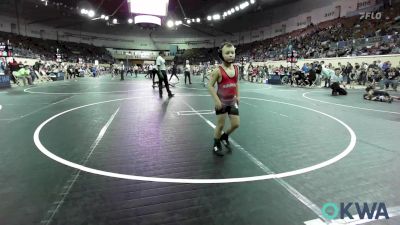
[
  {"x1": 321, "y1": 67, "x2": 334, "y2": 88},
  {"x1": 13, "y1": 65, "x2": 31, "y2": 86}
]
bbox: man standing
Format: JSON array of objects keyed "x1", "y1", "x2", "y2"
[
  {"x1": 156, "y1": 51, "x2": 174, "y2": 98},
  {"x1": 344, "y1": 62, "x2": 353, "y2": 85},
  {"x1": 184, "y1": 60, "x2": 192, "y2": 85},
  {"x1": 321, "y1": 66, "x2": 334, "y2": 88},
  {"x1": 169, "y1": 62, "x2": 179, "y2": 81},
  {"x1": 119, "y1": 61, "x2": 125, "y2": 81},
  {"x1": 134, "y1": 64, "x2": 139, "y2": 78}
]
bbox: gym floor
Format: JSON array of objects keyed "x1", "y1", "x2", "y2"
[{"x1": 0, "y1": 74, "x2": 399, "y2": 225}]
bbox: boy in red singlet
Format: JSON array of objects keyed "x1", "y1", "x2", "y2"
[{"x1": 208, "y1": 42, "x2": 240, "y2": 156}]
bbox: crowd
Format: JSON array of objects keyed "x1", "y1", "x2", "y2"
[
  {"x1": 179, "y1": 3, "x2": 400, "y2": 64},
  {"x1": 241, "y1": 60, "x2": 399, "y2": 90},
  {"x1": 2, "y1": 58, "x2": 107, "y2": 86},
  {"x1": 1, "y1": 2, "x2": 399, "y2": 95},
  {"x1": 0, "y1": 32, "x2": 113, "y2": 64}
]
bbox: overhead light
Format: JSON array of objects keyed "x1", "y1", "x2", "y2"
[
  {"x1": 250, "y1": 0, "x2": 255, "y2": 4},
  {"x1": 191, "y1": 19, "x2": 195, "y2": 22},
  {"x1": 80, "y1": 9, "x2": 87, "y2": 14},
  {"x1": 128, "y1": 18, "x2": 133, "y2": 23},
  {"x1": 207, "y1": 16, "x2": 212, "y2": 21},
  {"x1": 113, "y1": 18, "x2": 118, "y2": 24},
  {"x1": 186, "y1": 19, "x2": 191, "y2": 24},
  {"x1": 213, "y1": 14, "x2": 220, "y2": 20},
  {"x1": 223, "y1": 12, "x2": 227, "y2": 16},
  {"x1": 167, "y1": 20, "x2": 174, "y2": 27},
  {"x1": 231, "y1": 8, "x2": 235, "y2": 13},
  {"x1": 88, "y1": 10, "x2": 95, "y2": 17},
  {"x1": 196, "y1": 18, "x2": 200, "y2": 22},
  {"x1": 235, "y1": 6, "x2": 240, "y2": 11},
  {"x1": 101, "y1": 15, "x2": 105, "y2": 19},
  {"x1": 240, "y1": 2, "x2": 250, "y2": 9},
  {"x1": 105, "y1": 16, "x2": 109, "y2": 20}
]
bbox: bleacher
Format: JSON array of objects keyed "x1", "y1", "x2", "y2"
[
  {"x1": 0, "y1": 32, "x2": 113, "y2": 64},
  {"x1": 176, "y1": 3, "x2": 400, "y2": 64}
]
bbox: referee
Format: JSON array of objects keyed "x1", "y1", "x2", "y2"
[{"x1": 156, "y1": 51, "x2": 174, "y2": 98}]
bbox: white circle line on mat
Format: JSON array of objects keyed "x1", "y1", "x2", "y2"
[{"x1": 34, "y1": 94, "x2": 356, "y2": 184}]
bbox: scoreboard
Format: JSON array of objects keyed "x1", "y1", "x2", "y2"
[
  {"x1": 287, "y1": 50, "x2": 298, "y2": 63},
  {"x1": 56, "y1": 53, "x2": 62, "y2": 63}
]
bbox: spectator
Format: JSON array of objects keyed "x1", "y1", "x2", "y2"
[
  {"x1": 384, "y1": 67, "x2": 399, "y2": 91},
  {"x1": 330, "y1": 68, "x2": 347, "y2": 96}
]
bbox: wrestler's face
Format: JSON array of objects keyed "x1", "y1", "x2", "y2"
[{"x1": 222, "y1": 46, "x2": 236, "y2": 63}]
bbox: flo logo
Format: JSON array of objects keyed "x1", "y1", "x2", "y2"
[
  {"x1": 360, "y1": 12, "x2": 382, "y2": 20},
  {"x1": 322, "y1": 202, "x2": 389, "y2": 220}
]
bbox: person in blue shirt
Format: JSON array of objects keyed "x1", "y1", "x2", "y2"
[
  {"x1": 382, "y1": 61, "x2": 390, "y2": 71},
  {"x1": 0, "y1": 60, "x2": 5, "y2": 75},
  {"x1": 302, "y1": 63, "x2": 309, "y2": 74}
]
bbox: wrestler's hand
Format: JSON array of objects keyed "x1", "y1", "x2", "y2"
[{"x1": 215, "y1": 99, "x2": 222, "y2": 110}]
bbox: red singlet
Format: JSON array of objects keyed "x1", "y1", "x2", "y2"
[{"x1": 217, "y1": 65, "x2": 238, "y2": 106}]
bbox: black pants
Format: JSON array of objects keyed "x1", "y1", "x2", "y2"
[
  {"x1": 185, "y1": 71, "x2": 191, "y2": 84},
  {"x1": 358, "y1": 73, "x2": 367, "y2": 85},
  {"x1": 67, "y1": 71, "x2": 73, "y2": 79},
  {"x1": 145, "y1": 70, "x2": 151, "y2": 78},
  {"x1": 152, "y1": 69, "x2": 158, "y2": 85},
  {"x1": 239, "y1": 69, "x2": 244, "y2": 80},
  {"x1": 120, "y1": 70, "x2": 125, "y2": 80},
  {"x1": 158, "y1": 70, "x2": 172, "y2": 96},
  {"x1": 10, "y1": 74, "x2": 17, "y2": 84},
  {"x1": 331, "y1": 82, "x2": 347, "y2": 95},
  {"x1": 324, "y1": 78, "x2": 331, "y2": 87},
  {"x1": 170, "y1": 71, "x2": 179, "y2": 81},
  {"x1": 344, "y1": 73, "x2": 351, "y2": 84},
  {"x1": 134, "y1": 70, "x2": 138, "y2": 77}
]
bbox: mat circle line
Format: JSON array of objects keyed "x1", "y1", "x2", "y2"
[{"x1": 33, "y1": 94, "x2": 357, "y2": 184}]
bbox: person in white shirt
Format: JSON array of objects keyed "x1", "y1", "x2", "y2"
[
  {"x1": 156, "y1": 51, "x2": 174, "y2": 98},
  {"x1": 119, "y1": 61, "x2": 125, "y2": 81},
  {"x1": 184, "y1": 60, "x2": 192, "y2": 85}
]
